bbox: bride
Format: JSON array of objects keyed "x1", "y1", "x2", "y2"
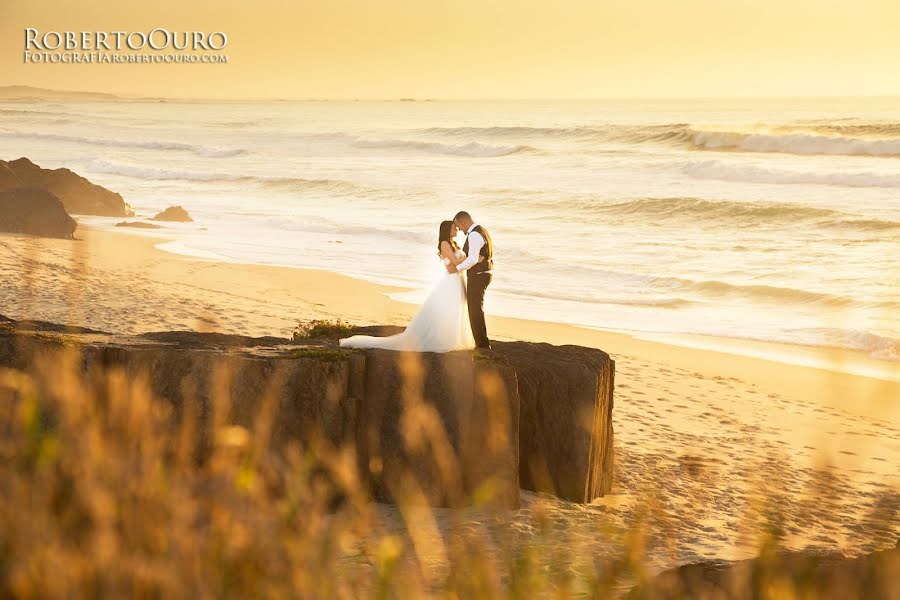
[{"x1": 339, "y1": 220, "x2": 477, "y2": 352}]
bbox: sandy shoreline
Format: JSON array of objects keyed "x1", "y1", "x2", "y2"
[
  {"x1": 1, "y1": 224, "x2": 897, "y2": 571},
  {"x1": 5, "y1": 225, "x2": 897, "y2": 411}
]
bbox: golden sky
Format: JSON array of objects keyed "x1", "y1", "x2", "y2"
[{"x1": 1, "y1": 0, "x2": 899, "y2": 99}]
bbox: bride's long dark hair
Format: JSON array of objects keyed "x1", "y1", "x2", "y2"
[{"x1": 437, "y1": 220, "x2": 459, "y2": 255}]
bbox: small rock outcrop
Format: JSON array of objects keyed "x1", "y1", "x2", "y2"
[
  {"x1": 0, "y1": 187, "x2": 77, "y2": 239},
  {"x1": 115, "y1": 221, "x2": 163, "y2": 229},
  {"x1": 0, "y1": 317, "x2": 616, "y2": 509},
  {"x1": 0, "y1": 157, "x2": 133, "y2": 217},
  {"x1": 152, "y1": 205, "x2": 192, "y2": 222}
]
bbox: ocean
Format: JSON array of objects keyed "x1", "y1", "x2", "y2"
[{"x1": 2, "y1": 97, "x2": 898, "y2": 367}]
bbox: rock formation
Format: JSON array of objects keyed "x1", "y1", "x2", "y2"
[
  {"x1": 0, "y1": 160, "x2": 21, "y2": 189},
  {"x1": 152, "y1": 205, "x2": 193, "y2": 222},
  {"x1": 357, "y1": 348, "x2": 520, "y2": 507},
  {"x1": 0, "y1": 157, "x2": 133, "y2": 217},
  {"x1": 0, "y1": 317, "x2": 615, "y2": 509},
  {"x1": 0, "y1": 187, "x2": 77, "y2": 239},
  {"x1": 116, "y1": 221, "x2": 163, "y2": 229},
  {"x1": 493, "y1": 342, "x2": 615, "y2": 502}
]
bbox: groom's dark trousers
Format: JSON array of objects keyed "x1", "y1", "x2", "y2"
[{"x1": 467, "y1": 272, "x2": 492, "y2": 348}]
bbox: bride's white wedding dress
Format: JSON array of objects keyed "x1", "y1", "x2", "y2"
[{"x1": 339, "y1": 250, "x2": 476, "y2": 352}]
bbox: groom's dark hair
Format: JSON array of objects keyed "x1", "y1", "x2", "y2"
[{"x1": 453, "y1": 211, "x2": 471, "y2": 222}]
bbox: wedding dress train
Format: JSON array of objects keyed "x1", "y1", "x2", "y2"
[{"x1": 339, "y1": 251, "x2": 476, "y2": 352}]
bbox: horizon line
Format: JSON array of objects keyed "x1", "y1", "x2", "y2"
[{"x1": 3, "y1": 85, "x2": 900, "y2": 103}]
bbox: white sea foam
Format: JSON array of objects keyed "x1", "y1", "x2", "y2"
[
  {"x1": 687, "y1": 128, "x2": 900, "y2": 157},
  {"x1": 352, "y1": 137, "x2": 533, "y2": 157},
  {"x1": 684, "y1": 159, "x2": 900, "y2": 188},
  {"x1": 795, "y1": 328, "x2": 900, "y2": 361},
  {"x1": 593, "y1": 196, "x2": 900, "y2": 232},
  {"x1": 0, "y1": 129, "x2": 244, "y2": 157},
  {"x1": 86, "y1": 159, "x2": 362, "y2": 193},
  {"x1": 88, "y1": 159, "x2": 248, "y2": 181},
  {"x1": 421, "y1": 122, "x2": 900, "y2": 158}
]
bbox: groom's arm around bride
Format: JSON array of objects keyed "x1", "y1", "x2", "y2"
[{"x1": 448, "y1": 211, "x2": 494, "y2": 349}]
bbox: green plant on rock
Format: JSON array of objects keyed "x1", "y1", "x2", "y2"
[{"x1": 291, "y1": 319, "x2": 354, "y2": 341}]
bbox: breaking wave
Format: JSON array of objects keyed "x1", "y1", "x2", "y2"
[
  {"x1": 260, "y1": 216, "x2": 432, "y2": 244},
  {"x1": 687, "y1": 128, "x2": 900, "y2": 157},
  {"x1": 87, "y1": 159, "x2": 362, "y2": 192},
  {"x1": 352, "y1": 137, "x2": 533, "y2": 157},
  {"x1": 653, "y1": 276, "x2": 892, "y2": 309},
  {"x1": 501, "y1": 287, "x2": 694, "y2": 309},
  {"x1": 684, "y1": 160, "x2": 900, "y2": 188},
  {"x1": 599, "y1": 197, "x2": 839, "y2": 220},
  {"x1": 787, "y1": 328, "x2": 900, "y2": 361},
  {"x1": 0, "y1": 129, "x2": 244, "y2": 157},
  {"x1": 422, "y1": 125, "x2": 609, "y2": 140},
  {"x1": 421, "y1": 122, "x2": 900, "y2": 157},
  {"x1": 594, "y1": 196, "x2": 900, "y2": 232}
]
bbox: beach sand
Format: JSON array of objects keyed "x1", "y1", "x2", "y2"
[{"x1": 1, "y1": 226, "x2": 897, "y2": 582}]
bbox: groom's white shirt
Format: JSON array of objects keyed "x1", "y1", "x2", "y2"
[{"x1": 456, "y1": 223, "x2": 486, "y2": 273}]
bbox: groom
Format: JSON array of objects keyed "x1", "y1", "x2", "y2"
[{"x1": 447, "y1": 211, "x2": 493, "y2": 350}]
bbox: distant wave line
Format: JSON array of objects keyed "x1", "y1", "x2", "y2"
[
  {"x1": 655, "y1": 275, "x2": 900, "y2": 311},
  {"x1": 352, "y1": 137, "x2": 534, "y2": 157},
  {"x1": 601, "y1": 196, "x2": 900, "y2": 227},
  {"x1": 0, "y1": 129, "x2": 244, "y2": 157},
  {"x1": 684, "y1": 159, "x2": 900, "y2": 189},
  {"x1": 87, "y1": 158, "x2": 364, "y2": 192},
  {"x1": 487, "y1": 193, "x2": 900, "y2": 232},
  {"x1": 421, "y1": 122, "x2": 900, "y2": 158},
  {"x1": 687, "y1": 128, "x2": 900, "y2": 157}
]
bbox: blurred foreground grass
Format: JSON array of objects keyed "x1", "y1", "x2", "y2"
[{"x1": 0, "y1": 345, "x2": 897, "y2": 599}]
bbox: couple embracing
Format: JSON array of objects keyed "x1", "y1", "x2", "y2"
[{"x1": 340, "y1": 211, "x2": 493, "y2": 352}]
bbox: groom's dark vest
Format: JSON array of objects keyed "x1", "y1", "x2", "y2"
[{"x1": 464, "y1": 225, "x2": 493, "y2": 275}]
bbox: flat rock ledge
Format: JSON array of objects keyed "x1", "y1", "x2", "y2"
[{"x1": 0, "y1": 317, "x2": 614, "y2": 509}]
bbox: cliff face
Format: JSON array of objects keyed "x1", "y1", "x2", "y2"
[
  {"x1": 0, "y1": 317, "x2": 614, "y2": 508},
  {"x1": 493, "y1": 342, "x2": 615, "y2": 503},
  {"x1": 0, "y1": 187, "x2": 78, "y2": 239},
  {"x1": 358, "y1": 348, "x2": 520, "y2": 507}
]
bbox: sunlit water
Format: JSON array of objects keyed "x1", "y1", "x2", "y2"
[{"x1": 2, "y1": 97, "x2": 898, "y2": 366}]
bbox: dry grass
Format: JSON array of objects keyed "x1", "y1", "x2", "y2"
[{"x1": 0, "y1": 342, "x2": 897, "y2": 599}]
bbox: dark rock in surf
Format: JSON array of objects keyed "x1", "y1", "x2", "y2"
[{"x1": 152, "y1": 205, "x2": 193, "y2": 222}]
